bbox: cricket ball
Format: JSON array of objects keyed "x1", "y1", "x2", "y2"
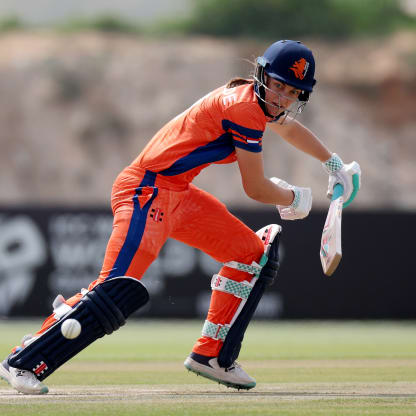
[{"x1": 61, "y1": 319, "x2": 82, "y2": 339}]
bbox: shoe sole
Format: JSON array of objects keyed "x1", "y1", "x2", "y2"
[{"x1": 184, "y1": 360, "x2": 256, "y2": 390}]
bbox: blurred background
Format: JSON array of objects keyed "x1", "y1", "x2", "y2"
[{"x1": 0, "y1": 0, "x2": 415, "y2": 321}]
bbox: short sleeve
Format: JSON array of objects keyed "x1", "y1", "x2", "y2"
[{"x1": 223, "y1": 102, "x2": 266, "y2": 153}]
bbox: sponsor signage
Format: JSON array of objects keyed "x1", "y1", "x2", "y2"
[{"x1": 0, "y1": 208, "x2": 414, "y2": 319}]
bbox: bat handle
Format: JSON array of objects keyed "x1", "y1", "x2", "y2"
[{"x1": 332, "y1": 183, "x2": 344, "y2": 201}]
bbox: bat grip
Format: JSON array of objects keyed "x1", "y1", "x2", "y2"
[{"x1": 332, "y1": 183, "x2": 344, "y2": 200}]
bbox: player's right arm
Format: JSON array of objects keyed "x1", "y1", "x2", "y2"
[
  {"x1": 235, "y1": 147, "x2": 293, "y2": 205},
  {"x1": 225, "y1": 99, "x2": 312, "y2": 219},
  {"x1": 236, "y1": 148, "x2": 312, "y2": 220}
]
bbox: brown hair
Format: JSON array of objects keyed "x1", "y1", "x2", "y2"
[{"x1": 226, "y1": 77, "x2": 253, "y2": 88}]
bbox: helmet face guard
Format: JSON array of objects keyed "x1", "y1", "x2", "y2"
[
  {"x1": 254, "y1": 65, "x2": 307, "y2": 124},
  {"x1": 254, "y1": 40, "x2": 316, "y2": 123}
]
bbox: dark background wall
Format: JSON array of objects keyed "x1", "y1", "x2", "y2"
[{"x1": 0, "y1": 207, "x2": 413, "y2": 319}]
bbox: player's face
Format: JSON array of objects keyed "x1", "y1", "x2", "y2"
[{"x1": 264, "y1": 76, "x2": 301, "y2": 117}]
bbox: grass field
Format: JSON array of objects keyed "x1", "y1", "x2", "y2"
[{"x1": 0, "y1": 320, "x2": 416, "y2": 415}]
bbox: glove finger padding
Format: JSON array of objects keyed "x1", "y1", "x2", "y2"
[{"x1": 270, "y1": 177, "x2": 312, "y2": 220}]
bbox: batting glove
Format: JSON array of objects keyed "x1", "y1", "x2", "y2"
[
  {"x1": 323, "y1": 153, "x2": 361, "y2": 207},
  {"x1": 270, "y1": 177, "x2": 312, "y2": 220}
]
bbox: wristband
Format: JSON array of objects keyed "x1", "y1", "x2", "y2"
[{"x1": 323, "y1": 153, "x2": 343, "y2": 173}]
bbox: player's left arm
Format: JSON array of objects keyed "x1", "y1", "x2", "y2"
[{"x1": 269, "y1": 119, "x2": 361, "y2": 207}]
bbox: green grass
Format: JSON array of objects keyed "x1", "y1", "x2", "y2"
[{"x1": 1, "y1": 320, "x2": 416, "y2": 415}]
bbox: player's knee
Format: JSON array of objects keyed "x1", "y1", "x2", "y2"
[
  {"x1": 220, "y1": 235, "x2": 263, "y2": 280},
  {"x1": 253, "y1": 233, "x2": 266, "y2": 262},
  {"x1": 245, "y1": 231, "x2": 265, "y2": 265}
]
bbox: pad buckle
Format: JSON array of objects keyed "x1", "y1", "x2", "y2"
[
  {"x1": 211, "y1": 274, "x2": 253, "y2": 300},
  {"x1": 202, "y1": 320, "x2": 230, "y2": 341}
]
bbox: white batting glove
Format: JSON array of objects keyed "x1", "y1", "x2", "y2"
[
  {"x1": 270, "y1": 177, "x2": 312, "y2": 220},
  {"x1": 323, "y1": 153, "x2": 361, "y2": 207}
]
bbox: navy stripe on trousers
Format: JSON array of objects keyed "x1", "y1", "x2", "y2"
[{"x1": 108, "y1": 170, "x2": 158, "y2": 279}]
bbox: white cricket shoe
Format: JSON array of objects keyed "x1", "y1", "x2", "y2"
[
  {"x1": 184, "y1": 353, "x2": 256, "y2": 390},
  {"x1": 0, "y1": 357, "x2": 48, "y2": 395}
]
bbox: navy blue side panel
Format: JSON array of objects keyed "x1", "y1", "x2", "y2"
[
  {"x1": 108, "y1": 171, "x2": 158, "y2": 278},
  {"x1": 159, "y1": 134, "x2": 234, "y2": 176}
]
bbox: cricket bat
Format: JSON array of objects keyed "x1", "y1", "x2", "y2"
[{"x1": 320, "y1": 183, "x2": 343, "y2": 276}]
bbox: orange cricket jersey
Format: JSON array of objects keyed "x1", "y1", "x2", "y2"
[
  {"x1": 128, "y1": 83, "x2": 267, "y2": 186},
  {"x1": 34, "y1": 84, "x2": 269, "y2": 340}
]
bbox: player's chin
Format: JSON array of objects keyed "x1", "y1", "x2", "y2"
[{"x1": 267, "y1": 104, "x2": 285, "y2": 118}]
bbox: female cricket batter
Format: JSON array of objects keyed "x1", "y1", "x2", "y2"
[{"x1": 0, "y1": 40, "x2": 360, "y2": 394}]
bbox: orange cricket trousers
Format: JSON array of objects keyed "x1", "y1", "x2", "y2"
[{"x1": 35, "y1": 169, "x2": 264, "y2": 357}]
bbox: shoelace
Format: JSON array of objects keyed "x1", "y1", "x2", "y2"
[{"x1": 225, "y1": 361, "x2": 241, "y2": 372}]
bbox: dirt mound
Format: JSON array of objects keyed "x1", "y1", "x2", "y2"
[{"x1": 0, "y1": 32, "x2": 415, "y2": 209}]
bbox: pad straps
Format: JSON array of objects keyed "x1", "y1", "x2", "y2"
[
  {"x1": 223, "y1": 253, "x2": 268, "y2": 277},
  {"x1": 202, "y1": 320, "x2": 230, "y2": 341},
  {"x1": 202, "y1": 229, "x2": 276, "y2": 343},
  {"x1": 203, "y1": 275, "x2": 253, "y2": 342},
  {"x1": 211, "y1": 274, "x2": 253, "y2": 300}
]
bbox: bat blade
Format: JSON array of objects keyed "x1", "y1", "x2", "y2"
[{"x1": 320, "y1": 184, "x2": 343, "y2": 276}]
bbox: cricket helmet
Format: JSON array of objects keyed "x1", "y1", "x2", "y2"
[{"x1": 254, "y1": 40, "x2": 316, "y2": 122}]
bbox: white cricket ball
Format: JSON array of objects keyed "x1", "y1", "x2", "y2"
[{"x1": 61, "y1": 319, "x2": 81, "y2": 339}]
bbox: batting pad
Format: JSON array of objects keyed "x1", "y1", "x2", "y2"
[
  {"x1": 218, "y1": 225, "x2": 281, "y2": 368},
  {"x1": 8, "y1": 276, "x2": 149, "y2": 381}
]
